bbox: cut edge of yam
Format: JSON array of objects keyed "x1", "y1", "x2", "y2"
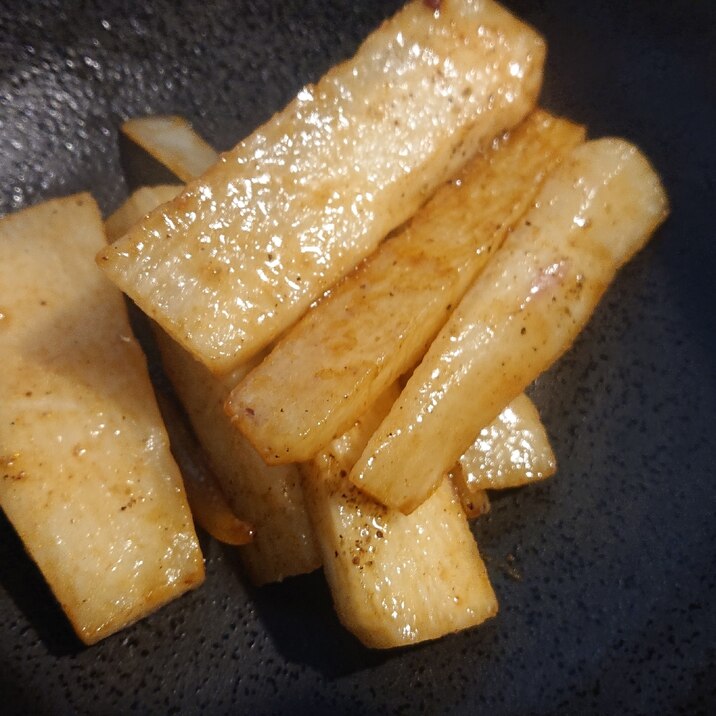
[
  {"x1": 120, "y1": 116, "x2": 219, "y2": 184},
  {"x1": 227, "y1": 110, "x2": 585, "y2": 465}
]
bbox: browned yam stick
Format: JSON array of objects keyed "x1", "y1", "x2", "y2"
[
  {"x1": 302, "y1": 385, "x2": 497, "y2": 648},
  {"x1": 451, "y1": 392, "x2": 555, "y2": 515},
  {"x1": 458, "y1": 393, "x2": 556, "y2": 492},
  {"x1": 106, "y1": 164, "x2": 319, "y2": 583},
  {"x1": 0, "y1": 195, "x2": 204, "y2": 644},
  {"x1": 154, "y1": 329, "x2": 321, "y2": 585},
  {"x1": 351, "y1": 139, "x2": 669, "y2": 513},
  {"x1": 120, "y1": 116, "x2": 219, "y2": 184},
  {"x1": 228, "y1": 111, "x2": 584, "y2": 464},
  {"x1": 98, "y1": 0, "x2": 545, "y2": 374},
  {"x1": 108, "y1": 185, "x2": 253, "y2": 546},
  {"x1": 105, "y1": 185, "x2": 183, "y2": 242}
]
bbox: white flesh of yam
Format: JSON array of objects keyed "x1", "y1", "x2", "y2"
[
  {"x1": 351, "y1": 139, "x2": 669, "y2": 513},
  {"x1": 229, "y1": 111, "x2": 583, "y2": 463},
  {"x1": 458, "y1": 393, "x2": 556, "y2": 491},
  {"x1": 98, "y1": 0, "x2": 545, "y2": 373},
  {"x1": 302, "y1": 385, "x2": 497, "y2": 649},
  {"x1": 0, "y1": 194, "x2": 204, "y2": 644},
  {"x1": 121, "y1": 116, "x2": 219, "y2": 183}
]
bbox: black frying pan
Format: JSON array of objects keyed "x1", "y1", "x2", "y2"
[{"x1": 1, "y1": 1, "x2": 715, "y2": 713}]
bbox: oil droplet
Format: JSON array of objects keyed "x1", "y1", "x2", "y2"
[{"x1": 573, "y1": 215, "x2": 592, "y2": 229}]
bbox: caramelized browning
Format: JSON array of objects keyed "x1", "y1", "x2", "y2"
[
  {"x1": 351, "y1": 139, "x2": 669, "y2": 513},
  {"x1": 228, "y1": 111, "x2": 583, "y2": 464},
  {"x1": 98, "y1": 0, "x2": 545, "y2": 373}
]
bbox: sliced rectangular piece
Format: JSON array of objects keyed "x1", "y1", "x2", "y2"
[
  {"x1": 229, "y1": 111, "x2": 584, "y2": 462},
  {"x1": 120, "y1": 116, "x2": 219, "y2": 184},
  {"x1": 154, "y1": 329, "x2": 321, "y2": 584},
  {"x1": 451, "y1": 392, "x2": 553, "y2": 515},
  {"x1": 105, "y1": 185, "x2": 182, "y2": 242},
  {"x1": 458, "y1": 393, "x2": 556, "y2": 492},
  {"x1": 154, "y1": 390, "x2": 253, "y2": 547},
  {"x1": 98, "y1": 0, "x2": 545, "y2": 373},
  {"x1": 351, "y1": 139, "x2": 670, "y2": 513},
  {"x1": 0, "y1": 195, "x2": 204, "y2": 644},
  {"x1": 302, "y1": 385, "x2": 497, "y2": 648},
  {"x1": 451, "y1": 392, "x2": 552, "y2": 514}
]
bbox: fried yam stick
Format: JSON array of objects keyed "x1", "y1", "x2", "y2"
[
  {"x1": 109, "y1": 185, "x2": 254, "y2": 546},
  {"x1": 154, "y1": 390, "x2": 253, "y2": 547},
  {"x1": 229, "y1": 111, "x2": 584, "y2": 463},
  {"x1": 98, "y1": 0, "x2": 545, "y2": 373},
  {"x1": 120, "y1": 115, "x2": 219, "y2": 184},
  {"x1": 0, "y1": 195, "x2": 204, "y2": 644},
  {"x1": 108, "y1": 184, "x2": 319, "y2": 583},
  {"x1": 302, "y1": 386, "x2": 497, "y2": 648},
  {"x1": 352, "y1": 139, "x2": 669, "y2": 513},
  {"x1": 154, "y1": 331, "x2": 321, "y2": 584},
  {"x1": 458, "y1": 392, "x2": 556, "y2": 492}
]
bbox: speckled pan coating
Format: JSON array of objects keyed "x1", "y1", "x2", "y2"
[{"x1": 1, "y1": 0, "x2": 715, "y2": 714}]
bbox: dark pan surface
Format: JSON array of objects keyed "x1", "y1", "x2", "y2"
[{"x1": 1, "y1": 1, "x2": 715, "y2": 713}]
